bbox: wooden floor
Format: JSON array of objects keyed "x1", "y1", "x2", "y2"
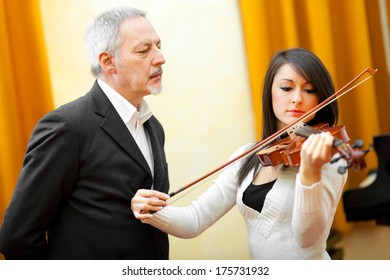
[
  {"x1": 338, "y1": 222, "x2": 390, "y2": 260},
  {"x1": 1, "y1": 222, "x2": 389, "y2": 260}
]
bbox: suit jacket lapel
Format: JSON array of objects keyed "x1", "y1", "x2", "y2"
[
  {"x1": 144, "y1": 119, "x2": 166, "y2": 191},
  {"x1": 89, "y1": 81, "x2": 152, "y2": 177}
]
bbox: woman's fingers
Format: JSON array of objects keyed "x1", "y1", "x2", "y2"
[
  {"x1": 301, "y1": 132, "x2": 333, "y2": 166},
  {"x1": 131, "y1": 189, "x2": 170, "y2": 219}
]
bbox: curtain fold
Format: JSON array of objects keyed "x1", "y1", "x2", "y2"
[
  {"x1": 239, "y1": 0, "x2": 389, "y2": 232},
  {"x1": 0, "y1": 0, "x2": 53, "y2": 238}
]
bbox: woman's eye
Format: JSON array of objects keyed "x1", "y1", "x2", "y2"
[
  {"x1": 305, "y1": 89, "x2": 316, "y2": 93},
  {"x1": 280, "y1": 87, "x2": 292, "y2": 92}
]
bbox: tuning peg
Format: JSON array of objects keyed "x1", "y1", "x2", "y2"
[
  {"x1": 338, "y1": 165, "x2": 349, "y2": 174},
  {"x1": 351, "y1": 139, "x2": 364, "y2": 149},
  {"x1": 336, "y1": 144, "x2": 372, "y2": 174},
  {"x1": 331, "y1": 139, "x2": 365, "y2": 164}
]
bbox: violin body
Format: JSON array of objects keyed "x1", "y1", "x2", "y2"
[
  {"x1": 257, "y1": 123, "x2": 350, "y2": 167},
  {"x1": 256, "y1": 137, "x2": 291, "y2": 166}
]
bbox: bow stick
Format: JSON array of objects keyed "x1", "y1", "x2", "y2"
[{"x1": 169, "y1": 67, "x2": 378, "y2": 197}]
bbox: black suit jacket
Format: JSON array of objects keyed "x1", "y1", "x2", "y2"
[{"x1": 0, "y1": 81, "x2": 170, "y2": 259}]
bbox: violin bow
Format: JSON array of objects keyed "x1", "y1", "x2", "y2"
[{"x1": 169, "y1": 67, "x2": 378, "y2": 197}]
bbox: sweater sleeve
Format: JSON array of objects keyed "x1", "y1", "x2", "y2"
[
  {"x1": 143, "y1": 146, "x2": 248, "y2": 238},
  {"x1": 292, "y1": 155, "x2": 348, "y2": 248},
  {"x1": 143, "y1": 183, "x2": 235, "y2": 238}
]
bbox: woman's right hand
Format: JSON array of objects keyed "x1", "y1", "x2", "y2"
[{"x1": 131, "y1": 189, "x2": 170, "y2": 220}]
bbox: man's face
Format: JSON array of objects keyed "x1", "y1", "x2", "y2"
[{"x1": 113, "y1": 17, "x2": 165, "y2": 101}]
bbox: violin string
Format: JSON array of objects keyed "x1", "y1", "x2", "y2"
[
  {"x1": 295, "y1": 125, "x2": 320, "y2": 138},
  {"x1": 166, "y1": 68, "x2": 377, "y2": 199}
]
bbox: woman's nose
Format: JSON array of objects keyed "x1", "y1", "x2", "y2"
[{"x1": 291, "y1": 90, "x2": 303, "y2": 104}]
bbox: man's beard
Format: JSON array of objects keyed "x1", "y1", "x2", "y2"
[{"x1": 148, "y1": 84, "x2": 162, "y2": 96}]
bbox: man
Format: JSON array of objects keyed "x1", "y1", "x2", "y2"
[{"x1": 0, "y1": 7, "x2": 170, "y2": 259}]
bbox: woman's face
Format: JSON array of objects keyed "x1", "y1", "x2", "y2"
[{"x1": 271, "y1": 63, "x2": 320, "y2": 130}]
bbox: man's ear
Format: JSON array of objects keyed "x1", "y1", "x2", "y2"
[{"x1": 98, "y1": 52, "x2": 116, "y2": 74}]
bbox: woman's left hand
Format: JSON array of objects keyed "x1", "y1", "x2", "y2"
[{"x1": 299, "y1": 132, "x2": 334, "y2": 185}]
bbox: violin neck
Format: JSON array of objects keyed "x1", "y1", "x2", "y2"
[
  {"x1": 295, "y1": 125, "x2": 343, "y2": 148},
  {"x1": 294, "y1": 125, "x2": 320, "y2": 138}
]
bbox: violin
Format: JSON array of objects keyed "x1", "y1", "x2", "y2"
[
  {"x1": 168, "y1": 67, "x2": 377, "y2": 197},
  {"x1": 256, "y1": 123, "x2": 370, "y2": 174},
  {"x1": 257, "y1": 123, "x2": 347, "y2": 167}
]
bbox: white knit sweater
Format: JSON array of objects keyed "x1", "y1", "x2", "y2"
[{"x1": 145, "y1": 144, "x2": 348, "y2": 259}]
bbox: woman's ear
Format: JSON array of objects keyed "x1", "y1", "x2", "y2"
[{"x1": 98, "y1": 52, "x2": 116, "y2": 74}]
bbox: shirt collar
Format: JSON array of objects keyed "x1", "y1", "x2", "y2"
[{"x1": 97, "y1": 79, "x2": 153, "y2": 128}]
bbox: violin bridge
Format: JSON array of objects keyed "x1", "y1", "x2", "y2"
[{"x1": 286, "y1": 121, "x2": 305, "y2": 137}]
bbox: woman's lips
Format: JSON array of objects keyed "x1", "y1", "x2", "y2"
[{"x1": 288, "y1": 110, "x2": 305, "y2": 116}]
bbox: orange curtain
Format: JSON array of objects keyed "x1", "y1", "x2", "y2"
[
  {"x1": 0, "y1": 0, "x2": 53, "y2": 245},
  {"x1": 239, "y1": 0, "x2": 390, "y2": 232}
]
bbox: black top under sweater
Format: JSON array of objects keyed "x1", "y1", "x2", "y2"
[{"x1": 242, "y1": 180, "x2": 276, "y2": 213}]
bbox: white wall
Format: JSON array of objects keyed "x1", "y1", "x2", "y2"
[{"x1": 39, "y1": 0, "x2": 254, "y2": 259}]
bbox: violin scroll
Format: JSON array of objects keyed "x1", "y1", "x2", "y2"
[{"x1": 333, "y1": 140, "x2": 372, "y2": 174}]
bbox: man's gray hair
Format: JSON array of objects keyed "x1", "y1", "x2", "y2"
[{"x1": 84, "y1": 7, "x2": 146, "y2": 77}]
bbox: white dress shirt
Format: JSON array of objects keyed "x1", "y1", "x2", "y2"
[{"x1": 97, "y1": 79, "x2": 154, "y2": 177}]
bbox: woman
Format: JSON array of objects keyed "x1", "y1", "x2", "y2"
[{"x1": 131, "y1": 48, "x2": 348, "y2": 259}]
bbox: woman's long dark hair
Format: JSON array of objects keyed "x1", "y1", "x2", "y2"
[{"x1": 237, "y1": 48, "x2": 338, "y2": 184}]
